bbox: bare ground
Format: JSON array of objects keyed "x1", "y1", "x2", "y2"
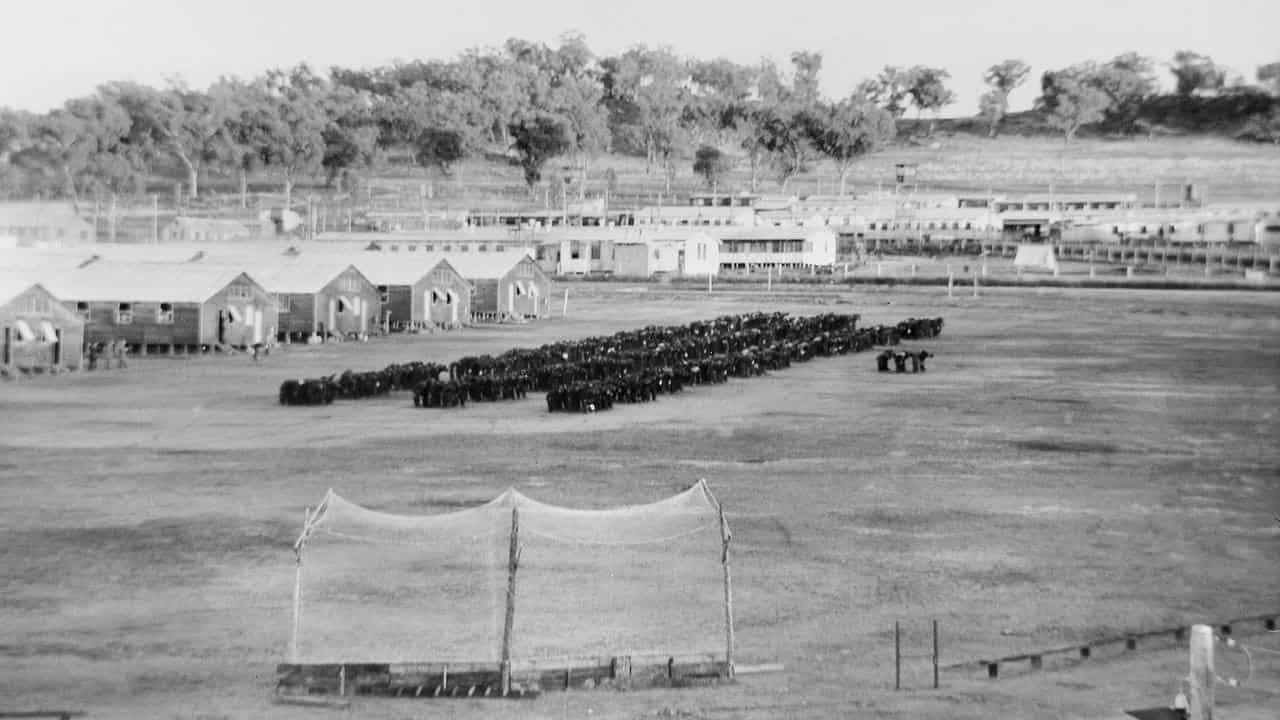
[{"x1": 1, "y1": 285, "x2": 1278, "y2": 719}]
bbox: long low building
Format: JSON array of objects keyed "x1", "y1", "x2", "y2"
[
  {"x1": 712, "y1": 226, "x2": 837, "y2": 270},
  {"x1": 38, "y1": 263, "x2": 278, "y2": 349}
]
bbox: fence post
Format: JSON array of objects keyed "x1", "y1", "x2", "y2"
[
  {"x1": 932, "y1": 619, "x2": 939, "y2": 690},
  {"x1": 1189, "y1": 624, "x2": 1213, "y2": 720},
  {"x1": 894, "y1": 621, "x2": 901, "y2": 690}
]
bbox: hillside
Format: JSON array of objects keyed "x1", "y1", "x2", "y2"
[{"x1": 234, "y1": 133, "x2": 1280, "y2": 216}]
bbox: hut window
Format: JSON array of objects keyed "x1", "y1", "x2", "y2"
[
  {"x1": 459, "y1": 244, "x2": 469, "y2": 252},
  {"x1": 377, "y1": 285, "x2": 389, "y2": 303},
  {"x1": 516, "y1": 263, "x2": 533, "y2": 277},
  {"x1": 443, "y1": 244, "x2": 452, "y2": 251},
  {"x1": 156, "y1": 303, "x2": 174, "y2": 324},
  {"x1": 76, "y1": 301, "x2": 89, "y2": 320},
  {"x1": 40, "y1": 321, "x2": 58, "y2": 342},
  {"x1": 590, "y1": 242, "x2": 602, "y2": 260},
  {"x1": 228, "y1": 284, "x2": 252, "y2": 300},
  {"x1": 408, "y1": 245, "x2": 417, "y2": 252},
  {"x1": 116, "y1": 303, "x2": 133, "y2": 325},
  {"x1": 13, "y1": 319, "x2": 35, "y2": 341},
  {"x1": 337, "y1": 299, "x2": 347, "y2": 313},
  {"x1": 277, "y1": 295, "x2": 291, "y2": 313},
  {"x1": 390, "y1": 244, "x2": 399, "y2": 251},
  {"x1": 495, "y1": 244, "x2": 505, "y2": 252}
]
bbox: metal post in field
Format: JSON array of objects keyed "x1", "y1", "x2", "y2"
[
  {"x1": 562, "y1": 288, "x2": 569, "y2": 318},
  {"x1": 948, "y1": 272, "x2": 954, "y2": 298},
  {"x1": 973, "y1": 275, "x2": 979, "y2": 298}
]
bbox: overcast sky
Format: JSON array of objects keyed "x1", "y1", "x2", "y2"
[{"x1": 2, "y1": 0, "x2": 1276, "y2": 115}]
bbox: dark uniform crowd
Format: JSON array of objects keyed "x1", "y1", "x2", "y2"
[{"x1": 279, "y1": 313, "x2": 944, "y2": 410}]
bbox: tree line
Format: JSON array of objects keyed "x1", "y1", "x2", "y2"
[{"x1": 1, "y1": 34, "x2": 1276, "y2": 209}]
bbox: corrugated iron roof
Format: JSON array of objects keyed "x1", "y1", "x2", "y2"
[
  {"x1": 0, "y1": 247, "x2": 100, "y2": 271},
  {"x1": 236, "y1": 259, "x2": 369, "y2": 294},
  {"x1": 304, "y1": 251, "x2": 460, "y2": 286},
  {"x1": 40, "y1": 262, "x2": 260, "y2": 303},
  {"x1": 0, "y1": 269, "x2": 42, "y2": 306},
  {"x1": 442, "y1": 250, "x2": 537, "y2": 279}
]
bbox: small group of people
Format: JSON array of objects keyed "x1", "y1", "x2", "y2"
[
  {"x1": 86, "y1": 339, "x2": 130, "y2": 371},
  {"x1": 876, "y1": 349, "x2": 932, "y2": 373}
]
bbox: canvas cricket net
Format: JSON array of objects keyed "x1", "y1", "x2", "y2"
[{"x1": 292, "y1": 481, "x2": 729, "y2": 665}]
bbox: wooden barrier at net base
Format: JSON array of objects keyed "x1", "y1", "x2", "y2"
[{"x1": 275, "y1": 655, "x2": 732, "y2": 699}]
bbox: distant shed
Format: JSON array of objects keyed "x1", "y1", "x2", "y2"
[
  {"x1": 0, "y1": 202, "x2": 95, "y2": 247},
  {"x1": 161, "y1": 216, "x2": 253, "y2": 243}
]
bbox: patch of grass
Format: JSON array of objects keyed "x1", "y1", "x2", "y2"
[{"x1": 1014, "y1": 439, "x2": 1121, "y2": 454}]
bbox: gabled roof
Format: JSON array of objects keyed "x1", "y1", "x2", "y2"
[
  {"x1": 332, "y1": 252, "x2": 468, "y2": 285},
  {"x1": 242, "y1": 259, "x2": 371, "y2": 295},
  {"x1": 443, "y1": 250, "x2": 537, "y2": 279},
  {"x1": 40, "y1": 262, "x2": 261, "y2": 303}
]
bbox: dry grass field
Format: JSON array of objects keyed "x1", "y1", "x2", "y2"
[{"x1": 2, "y1": 284, "x2": 1279, "y2": 719}]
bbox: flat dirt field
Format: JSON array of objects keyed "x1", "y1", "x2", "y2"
[{"x1": 3, "y1": 284, "x2": 1279, "y2": 719}]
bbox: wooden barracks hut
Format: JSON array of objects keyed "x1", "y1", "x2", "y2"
[
  {"x1": 40, "y1": 263, "x2": 277, "y2": 351},
  {"x1": 447, "y1": 251, "x2": 551, "y2": 321},
  {"x1": 336, "y1": 252, "x2": 472, "y2": 330},
  {"x1": 0, "y1": 270, "x2": 85, "y2": 371},
  {"x1": 250, "y1": 261, "x2": 381, "y2": 341}
]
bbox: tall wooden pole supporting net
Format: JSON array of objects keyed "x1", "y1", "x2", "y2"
[{"x1": 499, "y1": 506, "x2": 519, "y2": 695}]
